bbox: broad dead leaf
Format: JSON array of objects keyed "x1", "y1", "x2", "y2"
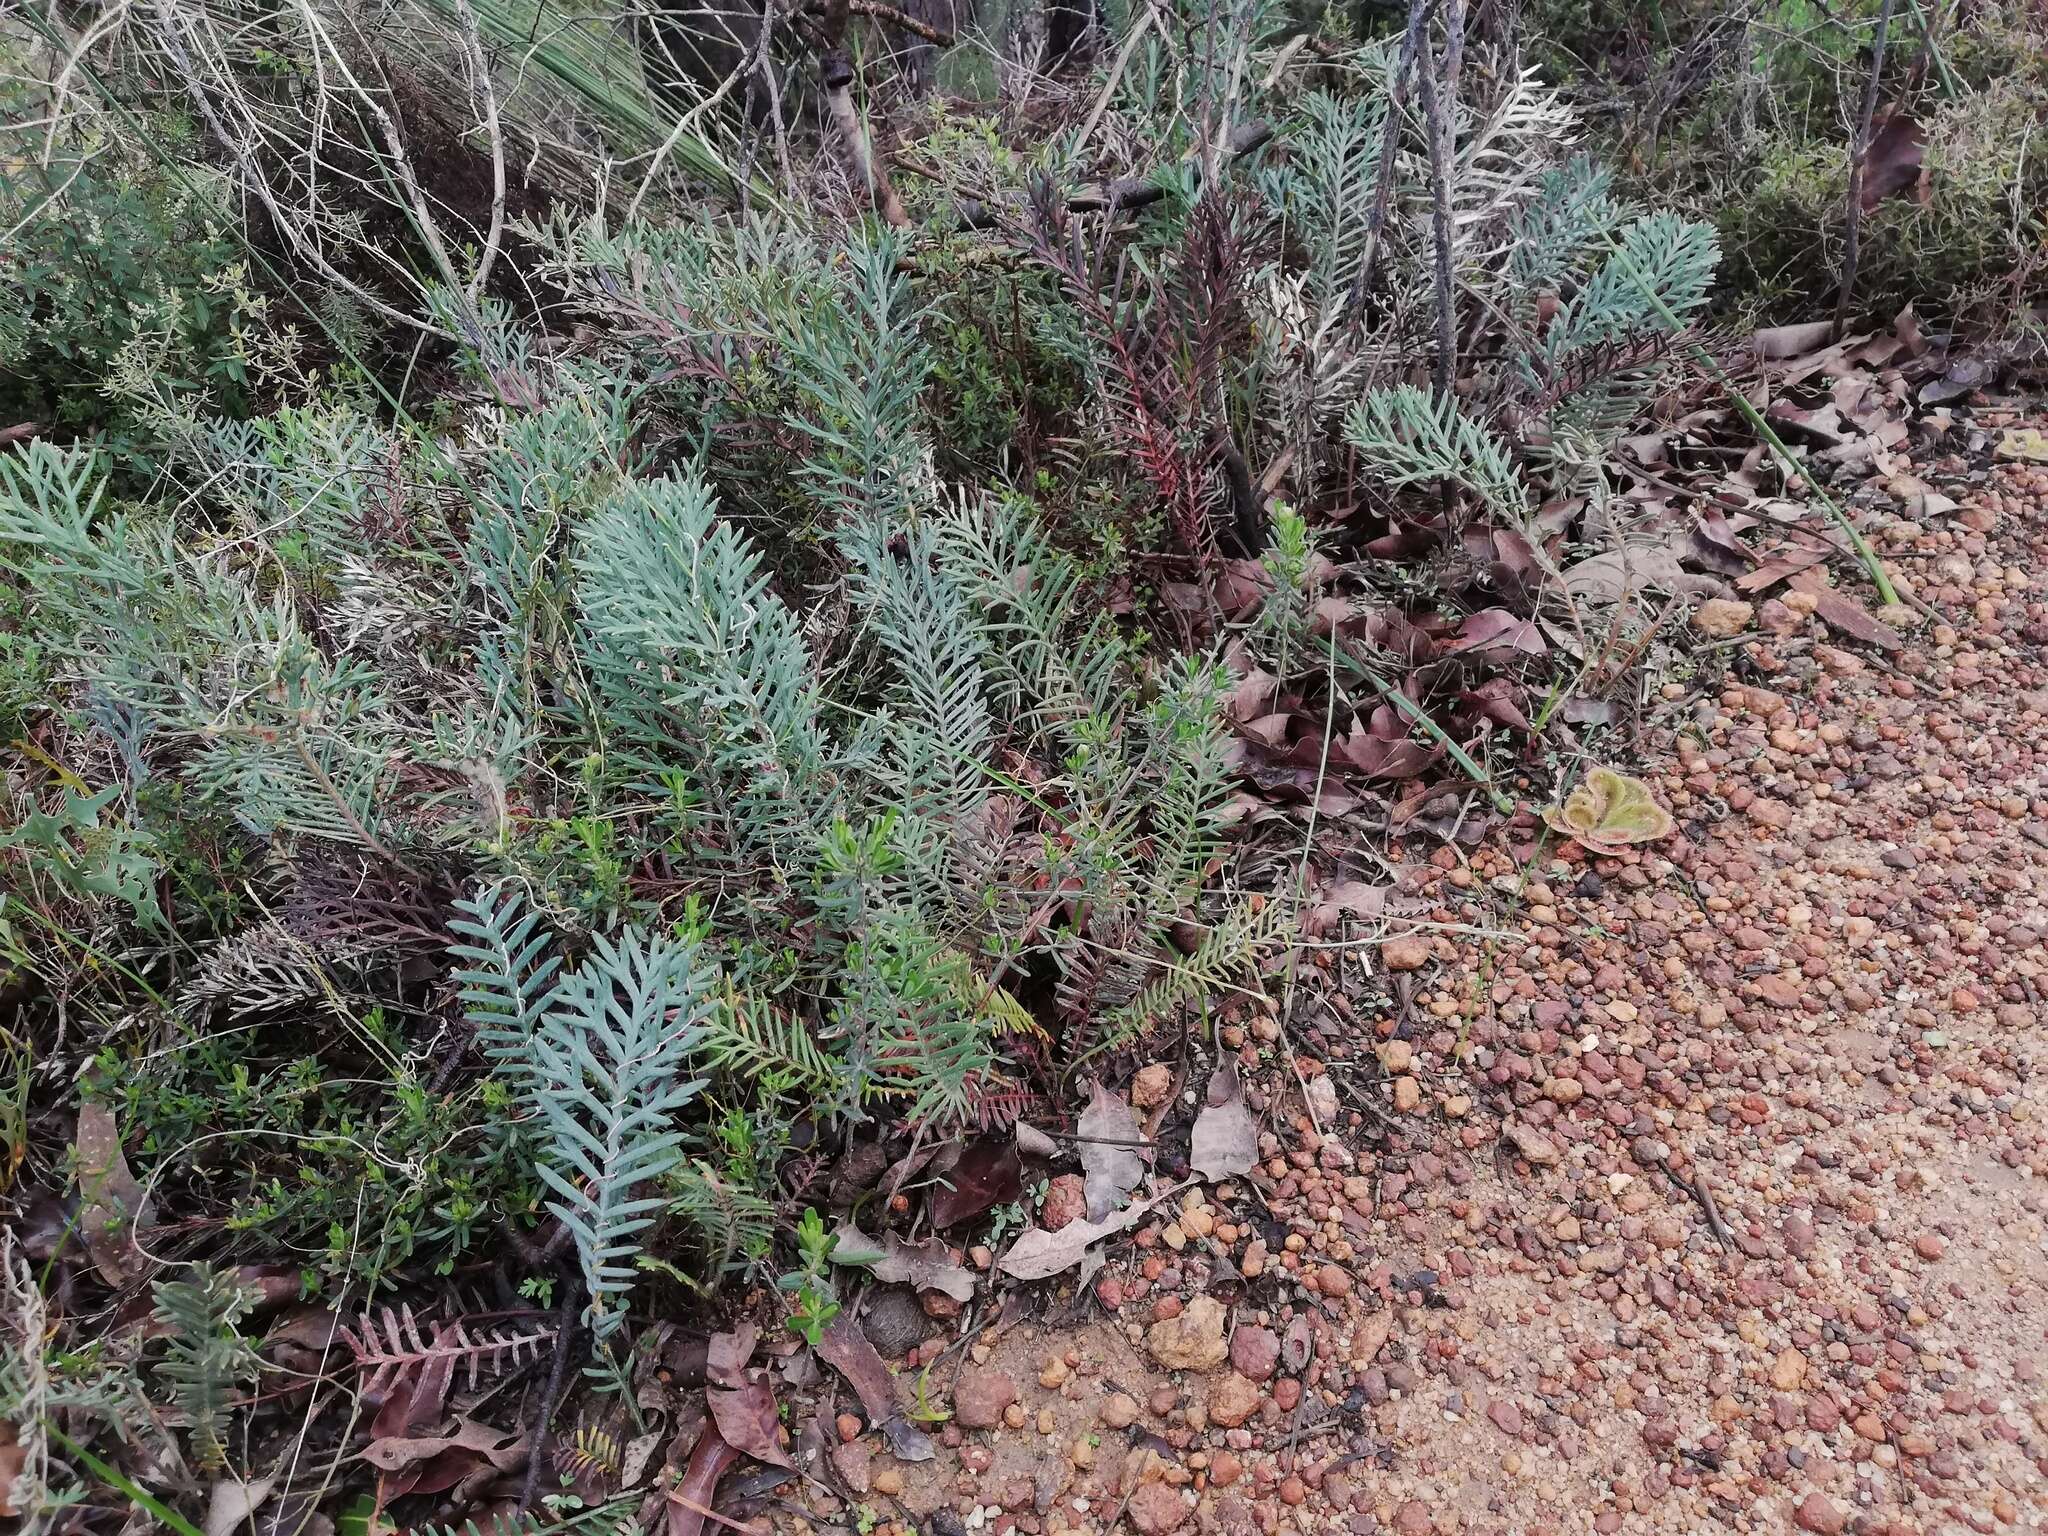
[
  {"x1": 75, "y1": 1105, "x2": 155, "y2": 1288},
  {"x1": 1753, "y1": 320, "x2": 1835, "y2": 361},
  {"x1": 665, "y1": 1424, "x2": 742, "y2": 1536},
  {"x1": 1078, "y1": 1080, "x2": 1147, "y2": 1222},
  {"x1": 1543, "y1": 766, "x2": 1674, "y2": 854},
  {"x1": 1563, "y1": 546, "x2": 1715, "y2": 603},
  {"x1": 814, "y1": 1315, "x2": 902, "y2": 1424},
  {"x1": 1446, "y1": 608, "x2": 1546, "y2": 661},
  {"x1": 927, "y1": 1138, "x2": 1022, "y2": 1228},
  {"x1": 999, "y1": 1191, "x2": 1171, "y2": 1282},
  {"x1": 202, "y1": 1477, "x2": 276, "y2": 1536},
  {"x1": 1860, "y1": 112, "x2": 1928, "y2": 211},
  {"x1": 707, "y1": 1380, "x2": 792, "y2": 1470},
  {"x1": 1188, "y1": 1063, "x2": 1258, "y2": 1182}
]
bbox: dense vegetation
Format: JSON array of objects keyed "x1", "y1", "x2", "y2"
[{"x1": 0, "y1": 0, "x2": 2039, "y2": 1530}]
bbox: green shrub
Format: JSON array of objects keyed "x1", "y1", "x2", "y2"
[
  {"x1": 1526, "y1": 0, "x2": 2048, "y2": 327},
  {"x1": 0, "y1": 91, "x2": 260, "y2": 469}
]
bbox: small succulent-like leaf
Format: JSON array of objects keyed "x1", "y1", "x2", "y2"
[{"x1": 1543, "y1": 766, "x2": 1673, "y2": 852}]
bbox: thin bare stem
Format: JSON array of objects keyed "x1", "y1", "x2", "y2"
[
  {"x1": 1421, "y1": 0, "x2": 1465, "y2": 401},
  {"x1": 451, "y1": 0, "x2": 507, "y2": 300},
  {"x1": 1344, "y1": 0, "x2": 1435, "y2": 321},
  {"x1": 1836, "y1": 0, "x2": 1898, "y2": 334}
]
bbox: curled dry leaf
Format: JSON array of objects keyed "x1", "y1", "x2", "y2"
[
  {"x1": 1543, "y1": 767, "x2": 1674, "y2": 854},
  {"x1": 1860, "y1": 111, "x2": 1928, "y2": 211},
  {"x1": 1078, "y1": 1080, "x2": 1147, "y2": 1222},
  {"x1": 1188, "y1": 1063, "x2": 1258, "y2": 1182},
  {"x1": 364, "y1": 1417, "x2": 525, "y2": 1499},
  {"x1": 999, "y1": 1191, "x2": 1171, "y2": 1282},
  {"x1": 927, "y1": 1137, "x2": 1023, "y2": 1228},
  {"x1": 665, "y1": 1424, "x2": 742, "y2": 1536},
  {"x1": 831, "y1": 1223, "x2": 976, "y2": 1303}
]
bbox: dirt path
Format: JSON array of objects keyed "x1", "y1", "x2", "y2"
[{"x1": 808, "y1": 447, "x2": 2048, "y2": 1536}]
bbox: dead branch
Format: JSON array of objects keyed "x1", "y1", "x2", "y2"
[
  {"x1": 1836, "y1": 0, "x2": 1899, "y2": 334},
  {"x1": 1344, "y1": 0, "x2": 1435, "y2": 321},
  {"x1": 1420, "y1": 0, "x2": 1465, "y2": 401},
  {"x1": 814, "y1": 0, "x2": 910, "y2": 226}
]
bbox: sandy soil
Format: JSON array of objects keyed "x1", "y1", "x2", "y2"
[{"x1": 793, "y1": 441, "x2": 2048, "y2": 1536}]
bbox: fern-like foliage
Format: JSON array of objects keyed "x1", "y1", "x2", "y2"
[
  {"x1": 1341, "y1": 385, "x2": 1525, "y2": 520},
  {"x1": 406, "y1": 1498, "x2": 642, "y2": 1536},
  {"x1": 575, "y1": 472, "x2": 838, "y2": 867},
  {"x1": 669, "y1": 1157, "x2": 777, "y2": 1282},
  {"x1": 342, "y1": 1305, "x2": 556, "y2": 1401},
  {"x1": 1137, "y1": 654, "x2": 1235, "y2": 921},
  {"x1": 695, "y1": 988, "x2": 846, "y2": 1114},
  {"x1": 448, "y1": 880, "x2": 562, "y2": 1081},
  {"x1": 934, "y1": 492, "x2": 1130, "y2": 743},
  {"x1": 151, "y1": 1266, "x2": 261, "y2": 1471},
  {"x1": 1087, "y1": 897, "x2": 1292, "y2": 1069},
  {"x1": 1268, "y1": 90, "x2": 1390, "y2": 324},
  {"x1": 1508, "y1": 155, "x2": 1630, "y2": 297},
  {"x1": 843, "y1": 516, "x2": 994, "y2": 912},
  {"x1": 779, "y1": 228, "x2": 934, "y2": 527},
  {"x1": 530, "y1": 925, "x2": 711, "y2": 1341}
]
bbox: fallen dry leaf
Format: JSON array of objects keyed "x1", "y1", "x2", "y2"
[
  {"x1": 839, "y1": 1227, "x2": 974, "y2": 1303},
  {"x1": 1188, "y1": 1063, "x2": 1258, "y2": 1182},
  {"x1": 1808, "y1": 588, "x2": 1902, "y2": 650},
  {"x1": 707, "y1": 1380, "x2": 791, "y2": 1470},
  {"x1": 75, "y1": 1105, "x2": 155, "y2": 1288},
  {"x1": 364, "y1": 1417, "x2": 525, "y2": 1499},
  {"x1": 665, "y1": 1424, "x2": 742, "y2": 1536},
  {"x1": 1563, "y1": 545, "x2": 1714, "y2": 603},
  {"x1": 814, "y1": 1315, "x2": 902, "y2": 1424},
  {"x1": 1078, "y1": 1080, "x2": 1147, "y2": 1222},
  {"x1": 202, "y1": 1476, "x2": 276, "y2": 1536},
  {"x1": 1859, "y1": 111, "x2": 1928, "y2": 211},
  {"x1": 926, "y1": 1138, "x2": 1022, "y2": 1228},
  {"x1": 1446, "y1": 607, "x2": 1546, "y2": 661},
  {"x1": 999, "y1": 1191, "x2": 1173, "y2": 1282},
  {"x1": 1753, "y1": 320, "x2": 1835, "y2": 361}
]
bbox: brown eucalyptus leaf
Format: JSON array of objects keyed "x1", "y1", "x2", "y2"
[
  {"x1": 815, "y1": 1315, "x2": 902, "y2": 1424},
  {"x1": 1189, "y1": 1064, "x2": 1258, "y2": 1182},
  {"x1": 706, "y1": 1381, "x2": 792, "y2": 1469},
  {"x1": 664, "y1": 1424, "x2": 742, "y2": 1536},
  {"x1": 75, "y1": 1106, "x2": 155, "y2": 1287},
  {"x1": 1078, "y1": 1081, "x2": 1147, "y2": 1222},
  {"x1": 1446, "y1": 608, "x2": 1545, "y2": 660},
  {"x1": 705, "y1": 1325, "x2": 758, "y2": 1390},
  {"x1": 927, "y1": 1138, "x2": 1022, "y2": 1228}
]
